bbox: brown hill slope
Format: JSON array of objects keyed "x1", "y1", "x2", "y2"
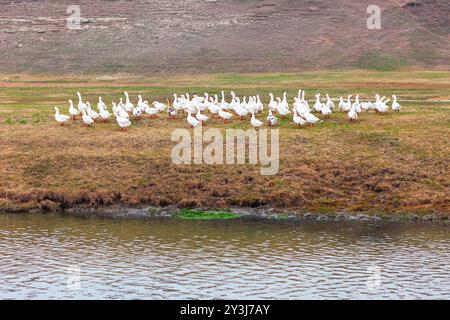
[{"x1": 0, "y1": 0, "x2": 449, "y2": 74}]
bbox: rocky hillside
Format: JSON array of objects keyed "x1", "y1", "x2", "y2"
[{"x1": 0, "y1": 0, "x2": 449, "y2": 74}]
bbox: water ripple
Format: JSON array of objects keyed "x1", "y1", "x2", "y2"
[{"x1": 0, "y1": 214, "x2": 449, "y2": 299}]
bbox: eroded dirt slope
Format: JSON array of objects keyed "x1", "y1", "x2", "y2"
[{"x1": 0, "y1": 0, "x2": 449, "y2": 74}]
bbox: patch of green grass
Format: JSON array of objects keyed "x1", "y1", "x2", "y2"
[
  {"x1": 4, "y1": 117, "x2": 13, "y2": 125},
  {"x1": 177, "y1": 209, "x2": 239, "y2": 220},
  {"x1": 356, "y1": 52, "x2": 409, "y2": 71}
]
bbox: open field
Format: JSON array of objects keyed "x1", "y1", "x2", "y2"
[{"x1": 0, "y1": 70, "x2": 449, "y2": 216}]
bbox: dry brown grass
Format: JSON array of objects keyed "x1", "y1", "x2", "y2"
[{"x1": 0, "y1": 71, "x2": 449, "y2": 215}]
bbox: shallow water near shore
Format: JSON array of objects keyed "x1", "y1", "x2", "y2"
[{"x1": 0, "y1": 213, "x2": 449, "y2": 299}]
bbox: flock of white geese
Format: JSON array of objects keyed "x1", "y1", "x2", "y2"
[{"x1": 54, "y1": 90, "x2": 401, "y2": 131}]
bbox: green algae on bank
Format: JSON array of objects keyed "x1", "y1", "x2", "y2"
[{"x1": 176, "y1": 209, "x2": 239, "y2": 220}]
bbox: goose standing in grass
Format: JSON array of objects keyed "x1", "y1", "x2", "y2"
[
  {"x1": 277, "y1": 97, "x2": 290, "y2": 118},
  {"x1": 187, "y1": 111, "x2": 200, "y2": 128},
  {"x1": 81, "y1": 111, "x2": 94, "y2": 126},
  {"x1": 313, "y1": 94, "x2": 323, "y2": 112},
  {"x1": 341, "y1": 95, "x2": 352, "y2": 112},
  {"x1": 54, "y1": 107, "x2": 70, "y2": 126},
  {"x1": 208, "y1": 97, "x2": 220, "y2": 117},
  {"x1": 153, "y1": 101, "x2": 167, "y2": 113},
  {"x1": 268, "y1": 93, "x2": 278, "y2": 113},
  {"x1": 77, "y1": 92, "x2": 88, "y2": 112},
  {"x1": 124, "y1": 92, "x2": 134, "y2": 112},
  {"x1": 352, "y1": 95, "x2": 362, "y2": 113},
  {"x1": 112, "y1": 102, "x2": 120, "y2": 115},
  {"x1": 391, "y1": 95, "x2": 401, "y2": 112},
  {"x1": 118, "y1": 97, "x2": 125, "y2": 111},
  {"x1": 115, "y1": 112, "x2": 131, "y2": 131},
  {"x1": 361, "y1": 100, "x2": 374, "y2": 112},
  {"x1": 250, "y1": 111, "x2": 263, "y2": 128},
  {"x1": 218, "y1": 107, "x2": 233, "y2": 124},
  {"x1": 99, "y1": 105, "x2": 111, "y2": 122},
  {"x1": 98, "y1": 97, "x2": 107, "y2": 111},
  {"x1": 145, "y1": 102, "x2": 159, "y2": 119},
  {"x1": 325, "y1": 94, "x2": 335, "y2": 110},
  {"x1": 300, "y1": 90, "x2": 310, "y2": 109},
  {"x1": 293, "y1": 109, "x2": 307, "y2": 127},
  {"x1": 321, "y1": 103, "x2": 332, "y2": 117},
  {"x1": 234, "y1": 99, "x2": 249, "y2": 120},
  {"x1": 68, "y1": 99, "x2": 79, "y2": 120},
  {"x1": 173, "y1": 94, "x2": 184, "y2": 112},
  {"x1": 303, "y1": 110, "x2": 322, "y2": 126},
  {"x1": 338, "y1": 96, "x2": 345, "y2": 111},
  {"x1": 86, "y1": 102, "x2": 99, "y2": 121},
  {"x1": 196, "y1": 108, "x2": 209, "y2": 123},
  {"x1": 348, "y1": 105, "x2": 358, "y2": 121},
  {"x1": 132, "y1": 106, "x2": 142, "y2": 119},
  {"x1": 136, "y1": 95, "x2": 145, "y2": 110},
  {"x1": 220, "y1": 91, "x2": 230, "y2": 110},
  {"x1": 278, "y1": 92, "x2": 290, "y2": 113},
  {"x1": 267, "y1": 109, "x2": 277, "y2": 126},
  {"x1": 167, "y1": 100, "x2": 177, "y2": 119},
  {"x1": 376, "y1": 98, "x2": 390, "y2": 113}
]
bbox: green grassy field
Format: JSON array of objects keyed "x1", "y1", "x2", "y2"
[{"x1": 0, "y1": 70, "x2": 449, "y2": 216}]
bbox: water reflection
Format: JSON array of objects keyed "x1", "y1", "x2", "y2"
[{"x1": 0, "y1": 214, "x2": 449, "y2": 299}]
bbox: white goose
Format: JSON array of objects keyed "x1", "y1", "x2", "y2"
[
  {"x1": 132, "y1": 106, "x2": 142, "y2": 119},
  {"x1": 313, "y1": 94, "x2": 323, "y2": 112},
  {"x1": 303, "y1": 111, "x2": 322, "y2": 126},
  {"x1": 115, "y1": 113, "x2": 131, "y2": 131},
  {"x1": 68, "y1": 99, "x2": 79, "y2": 120},
  {"x1": 81, "y1": 111, "x2": 94, "y2": 126},
  {"x1": 124, "y1": 92, "x2": 134, "y2": 112},
  {"x1": 187, "y1": 111, "x2": 200, "y2": 128},
  {"x1": 99, "y1": 106, "x2": 111, "y2": 122},
  {"x1": 338, "y1": 96, "x2": 345, "y2": 111},
  {"x1": 341, "y1": 95, "x2": 352, "y2": 112},
  {"x1": 250, "y1": 111, "x2": 263, "y2": 128},
  {"x1": 218, "y1": 107, "x2": 233, "y2": 124},
  {"x1": 391, "y1": 95, "x2": 401, "y2": 112},
  {"x1": 293, "y1": 109, "x2": 307, "y2": 127},
  {"x1": 267, "y1": 109, "x2": 277, "y2": 126},
  {"x1": 173, "y1": 94, "x2": 184, "y2": 112},
  {"x1": 208, "y1": 96, "x2": 220, "y2": 117},
  {"x1": 98, "y1": 97, "x2": 107, "y2": 111},
  {"x1": 152, "y1": 101, "x2": 167, "y2": 112},
  {"x1": 376, "y1": 98, "x2": 390, "y2": 113},
  {"x1": 325, "y1": 94, "x2": 335, "y2": 110},
  {"x1": 167, "y1": 99, "x2": 177, "y2": 119},
  {"x1": 348, "y1": 106, "x2": 358, "y2": 121},
  {"x1": 86, "y1": 102, "x2": 99, "y2": 121},
  {"x1": 77, "y1": 92, "x2": 88, "y2": 112},
  {"x1": 220, "y1": 91, "x2": 230, "y2": 110},
  {"x1": 361, "y1": 100, "x2": 374, "y2": 112},
  {"x1": 277, "y1": 97, "x2": 290, "y2": 117},
  {"x1": 54, "y1": 107, "x2": 70, "y2": 126},
  {"x1": 196, "y1": 108, "x2": 209, "y2": 123},
  {"x1": 352, "y1": 95, "x2": 362, "y2": 113},
  {"x1": 321, "y1": 103, "x2": 332, "y2": 117},
  {"x1": 234, "y1": 98, "x2": 249, "y2": 120},
  {"x1": 145, "y1": 102, "x2": 159, "y2": 118},
  {"x1": 267, "y1": 93, "x2": 278, "y2": 112},
  {"x1": 300, "y1": 90, "x2": 310, "y2": 109}
]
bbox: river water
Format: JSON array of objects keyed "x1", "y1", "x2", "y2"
[{"x1": 0, "y1": 213, "x2": 449, "y2": 299}]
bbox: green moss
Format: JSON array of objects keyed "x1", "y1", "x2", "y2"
[{"x1": 177, "y1": 209, "x2": 239, "y2": 220}]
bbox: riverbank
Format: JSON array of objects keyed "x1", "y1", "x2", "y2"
[
  {"x1": 0, "y1": 71, "x2": 449, "y2": 217},
  {"x1": 1, "y1": 205, "x2": 449, "y2": 223}
]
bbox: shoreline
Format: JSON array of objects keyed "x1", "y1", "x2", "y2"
[{"x1": 1, "y1": 204, "x2": 449, "y2": 223}]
